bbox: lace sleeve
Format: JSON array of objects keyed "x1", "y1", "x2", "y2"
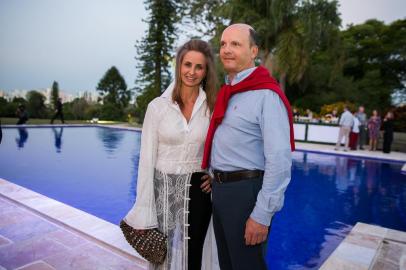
[{"x1": 124, "y1": 100, "x2": 160, "y2": 229}]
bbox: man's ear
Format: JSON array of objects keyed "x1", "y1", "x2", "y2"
[{"x1": 251, "y1": 45, "x2": 259, "y2": 60}]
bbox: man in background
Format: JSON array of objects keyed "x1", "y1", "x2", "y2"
[
  {"x1": 335, "y1": 106, "x2": 354, "y2": 151},
  {"x1": 50, "y1": 98, "x2": 65, "y2": 124},
  {"x1": 355, "y1": 106, "x2": 367, "y2": 150}
]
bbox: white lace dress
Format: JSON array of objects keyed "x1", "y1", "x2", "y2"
[{"x1": 124, "y1": 83, "x2": 219, "y2": 270}]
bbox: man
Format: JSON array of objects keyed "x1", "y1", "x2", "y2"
[
  {"x1": 354, "y1": 106, "x2": 367, "y2": 150},
  {"x1": 16, "y1": 104, "x2": 28, "y2": 125},
  {"x1": 50, "y1": 98, "x2": 65, "y2": 124},
  {"x1": 202, "y1": 24, "x2": 294, "y2": 270},
  {"x1": 335, "y1": 106, "x2": 354, "y2": 151}
]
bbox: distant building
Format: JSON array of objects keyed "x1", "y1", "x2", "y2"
[
  {"x1": 1, "y1": 89, "x2": 99, "y2": 104},
  {"x1": 76, "y1": 91, "x2": 99, "y2": 103}
]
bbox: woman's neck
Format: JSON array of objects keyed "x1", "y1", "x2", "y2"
[{"x1": 180, "y1": 85, "x2": 199, "y2": 105}]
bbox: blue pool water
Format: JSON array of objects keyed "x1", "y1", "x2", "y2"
[
  {"x1": 0, "y1": 126, "x2": 140, "y2": 224},
  {"x1": 1, "y1": 126, "x2": 405, "y2": 269}
]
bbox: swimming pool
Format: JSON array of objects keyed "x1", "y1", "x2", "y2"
[
  {"x1": 0, "y1": 126, "x2": 140, "y2": 224},
  {"x1": 1, "y1": 126, "x2": 405, "y2": 269}
]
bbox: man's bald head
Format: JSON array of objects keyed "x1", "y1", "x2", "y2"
[
  {"x1": 223, "y1": 24, "x2": 259, "y2": 47},
  {"x1": 220, "y1": 23, "x2": 259, "y2": 79}
]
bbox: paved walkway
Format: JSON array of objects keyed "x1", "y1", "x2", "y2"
[
  {"x1": 0, "y1": 195, "x2": 145, "y2": 270},
  {"x1": 295, "y1": 142, "x2": 406, "y2": 162}
]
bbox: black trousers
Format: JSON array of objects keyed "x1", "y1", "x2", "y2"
[
  {"x1": 383, "y1": 132, "x2": 393, "y2": 153},
  {"x1": 212, "y1": 177, "x2": 268, "y2": 270},
  {"x1": 188, "y1": 172, "x2": 212, "y2": 270},
  {"x1": 51, "y1": 111, "x2": 65, "y2": 124}
]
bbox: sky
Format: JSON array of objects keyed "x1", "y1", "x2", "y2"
[{"x1": 0, "y1": 0, "x2": 405, "y2": 94}]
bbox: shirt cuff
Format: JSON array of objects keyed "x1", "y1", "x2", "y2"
[{"x1": 250, "y1": 206, "x2": 273, "y2": 226}]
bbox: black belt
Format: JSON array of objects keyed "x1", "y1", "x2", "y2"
[{"x1": 213, "y1": 170, "x2": 264, "y2": 184}]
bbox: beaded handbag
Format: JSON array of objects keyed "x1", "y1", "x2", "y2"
[{"x1": 120, "y1": 220, "x2": 167, "y2": 264}]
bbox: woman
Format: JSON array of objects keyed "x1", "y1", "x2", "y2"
[
  {"x1": 382, "y1": 111, "x2": 394, "y2": 153},
  {"x1": 368, "y1": 109, "x2": 381, "y2": 151},
  {"x1": 123, "y1": 40, "x2": 218, "y2": 270}
]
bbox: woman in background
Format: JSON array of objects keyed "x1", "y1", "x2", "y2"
[
  {"x1": 123, "y1": 39, "x2": 218, "y2": 270},
  {"x1": 368, "y1": 109, "x2": 381, "y2": 151}
]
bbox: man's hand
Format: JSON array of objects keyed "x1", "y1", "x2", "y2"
[
  {"x1": 200, "y1": 174, "x2": 212, "y2": 193},
  {"x1": 244, "y1": 217, "x2": 268, "y2": 245}
]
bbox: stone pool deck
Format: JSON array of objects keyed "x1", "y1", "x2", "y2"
[
  {"x1": 1, "y1": 140, "x2": 405, "y2": 269},
  {"x1": 320, "y1": 223, "x2": 406, "y2": 270},
  {"x1": 0, "y1": 179, "x2": 146, "y2": 270}
]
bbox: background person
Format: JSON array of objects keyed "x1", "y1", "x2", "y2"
[
  {"x1": 355, "y1": 106, "x2": 367, "y2": 150},
  {"x1": 382, "y1": 111, "x2": 394, "y2": 153},
  {"x1": 50, "y1": 98, "x2": 65, "y2": 124},
  {"x1": 123, "y1": 39, "x2": 218, "y2": 270},
  {"x1": 16, "y1": 104, "x2": 28, "y2": 125},
  {"x1": 335, "y1": 106, "x2": 354, "y2": 151},
  {"x1": 368, "y1": 109, "x2": 381, "y2": 151},
  {"x1": 349, "y1": 111, "x2": 360, "y2": 150}
]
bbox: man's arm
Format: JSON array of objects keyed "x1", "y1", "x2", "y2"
[{"x1": 245, "y1": 91, "x2": 292, "y2": 245}]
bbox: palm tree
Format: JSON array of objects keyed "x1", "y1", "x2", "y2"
[{"x1": 185, "y1": 0, "x2": 342, "y2": 92}]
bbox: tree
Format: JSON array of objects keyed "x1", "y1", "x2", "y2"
[
  {"x1": 63, "y1": 97, "x2": 89, "y2": 120},
  {"x1": 184, "y1": 0, "x2": 342, "y2": 92},
  {"x1": 50, "y1": 81, "x2": 60, "y2": 109},
  {"x1": 96, "y1": 66, "x2": 130, "y2": 120},
  {"x1": 26, "y1": 91, "x2": 47, "y2": 118},
  {"x1": 0, "y1": 97, "x2": 8, "y2": 117},
  {"x1": 134, "y1": 0, "x2": 179, "y2": 122},
  {"x1": 341, "y1": 19, "x2": 406, "y2": 112}
]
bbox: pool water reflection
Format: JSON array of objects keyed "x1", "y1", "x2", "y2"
[
  {"x1": 267, "y1": 151, "x2": 406, "y2": 269},
  {"x1": 0, "y1": 127, "x2": 140, "y2": 224},
  {"x1": 0, "y1": 127, "x2": 405, "y2": 269}
]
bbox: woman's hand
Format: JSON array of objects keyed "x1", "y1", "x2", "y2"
[{"x1": 200, "y1": 174, "x2": 212, "y2": 193}]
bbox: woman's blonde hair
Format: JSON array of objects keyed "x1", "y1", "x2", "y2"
[{"x1": 172, "y1": 39, "x2": 218, "y2": 112}]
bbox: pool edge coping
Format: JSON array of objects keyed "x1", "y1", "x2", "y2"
[
  {"x1": 320, "y1": 222, "x2": 406, "y2": 269},
  {"x1": 0, "y1": 177, "x2": 147, "y2": 267}
]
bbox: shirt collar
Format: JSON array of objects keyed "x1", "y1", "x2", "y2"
[{"x1": 225, "y1": 67, "x2": 257, "y2": 86}]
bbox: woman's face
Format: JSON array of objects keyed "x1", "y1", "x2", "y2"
[
  {"x1": 180, "y1": 50, "x2": 207, "y2": 88},
  {"x1": 373, "y1": 110, "x2": 378, "y2": 116}
]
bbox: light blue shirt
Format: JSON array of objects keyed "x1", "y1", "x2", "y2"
[
  {"x1": 211, "y1": 67, "x2": 292, "y2": 226},
  {"x1": 339, "y1": 110, "x2": 354, "y2": 128}
]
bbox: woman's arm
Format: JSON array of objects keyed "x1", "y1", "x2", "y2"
[{"x1": 124, "y1": 101, "x2": 160, "y2": 229}]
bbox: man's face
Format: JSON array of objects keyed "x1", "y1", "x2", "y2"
[
  {"x1": 220, "y1": 26, "x2": 258, "y2": 77},
  {"x1": 359, "y1": 106, "x2": 364, "y2": 113}
]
